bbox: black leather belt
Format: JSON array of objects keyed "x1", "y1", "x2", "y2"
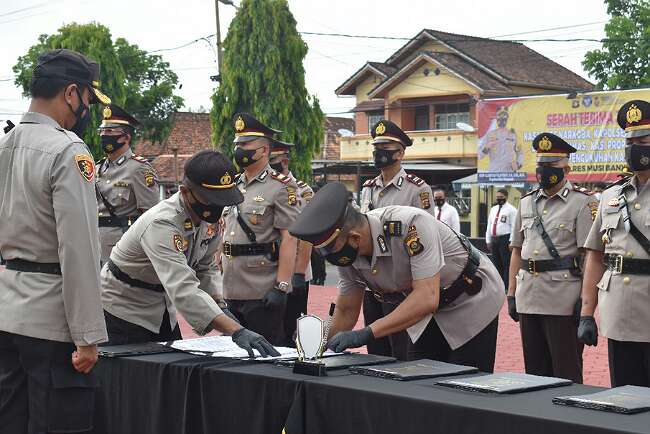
[
  {"x1": 222, "y1": 241, "x2": 278, "y2": 258},
  {"x1": 4, "y1": 258, "x2": 62, "y2": 275},
  {"x1": 98, "y1": 215, "x2": 136, "y2": 228},
  {"x1": 520, "y1": 256, "x2": 579, "y2": 274},
  {"x1": 604, "y1": 254, "x2": 650, "y2": 275},
  {"x1": 106, "y1": 259, "x2": 164, "y2": 292}
]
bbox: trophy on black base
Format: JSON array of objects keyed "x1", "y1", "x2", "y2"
[{"x1": 293, "y1": 304, "x2": 335, "y2": 376}]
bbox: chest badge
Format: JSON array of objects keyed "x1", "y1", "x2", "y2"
[
  {"x1": 608, "y1": 198, "x2": 619, "y2": 207},
  {"x1": 377, "y1": 235, "x2": 388, "y2": 253},
  {"x1": 254, "y1": 195, "x2": 264, "y2": 202}
]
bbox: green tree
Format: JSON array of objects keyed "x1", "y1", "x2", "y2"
[
  {"x1": 13, "y1": 22, "x2": 183, "y2": 157},
  {"x1": 583, "y1": 0, "x2": 650, "y2": 89},
  {"x1": 211, "y1": 0, "x2": 324, "y2": 181}
]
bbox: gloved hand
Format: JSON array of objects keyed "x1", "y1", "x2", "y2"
[
  {"x1": 262, "y1": 287, "x2": 287, "y2": 309},
  {"x1": 231, "y1": 327, "x2": 281, "y2": 358},
  {"x1": 221, "y1": 308, "x2": 239, "y2": 324},
  {"x1": 573, "y1": 298, "x2": 582, "y2": 325},
  {"x1": 291, "y1": 273, "x2": 307, "y2": 294},
  {"x1": 507, "y1": 296, "x2": 519, "y2": 322},
  {"x1": 577, "y1": 316, "x2": 598, "y2": 346},
  {"x1": 327, "y1": 326, "x2": 375, "y2": 353}
]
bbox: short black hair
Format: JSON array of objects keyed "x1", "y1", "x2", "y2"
[
  {"x1": 497, "y1": 188, "x2": 508, "y2": 197},
  {"x1": 342, "y1": 204, "x2": 365, "y2": 233},
  {"x1": 29, "y1": 75, "x2": 79, "y2": 99}
]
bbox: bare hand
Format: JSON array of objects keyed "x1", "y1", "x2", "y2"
[{"x1": 72, "y1": 345, "x2": 98, "y2": 374}]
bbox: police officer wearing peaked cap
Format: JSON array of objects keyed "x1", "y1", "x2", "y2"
[
  {"x1": 0, "y1": 49, "x2": 110, "y2": 433},
  {"x1": 290, "y1": 182, "x2": 505, "y2": 372},
  {"x1": 96, "y1": 104, "x2": 160, "y2": 263},
  {"x1": 508, "y1": 132, "x2": 597, "y2": 384},
  {"x1": 580, "y1": 99, "x2": 650, "y2": 387}
]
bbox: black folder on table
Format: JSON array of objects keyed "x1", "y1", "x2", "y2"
[
  {"x1": 436, "y1": 372, "x2": 572, "y2": 394},
  {"x1": 276, "y1": 353, "x2": 395, "y2": 370},
  {"x1": 553, "y1": 385, "x2": 650, "y2": 414},
  {"x1": 98, "y1": 342, "x2": 178, "y2": 358},
  {"x1": 350, "y1": 359, "x2": 478, "y2": 381}
]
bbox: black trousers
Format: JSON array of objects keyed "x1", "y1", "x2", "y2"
[
  {"x1": 490, "y1": 234, "x2": 511, "y2": 286},
  {"x1": 519, "y1": 314, "x2": 583, "y2": 383},
  {"x1": 283, "y1": 282, "x2": 310, "y2": 347},
  {"x1": 363, "y1": 291, "x2": 393, "y2": 357},
  {"x1": 608, "y1": 339, "x2": 650, "y2": 387},
  {"x1": 408, "y1": 316, "x2": 499, "y2": 373},
  {"x1": 102, "y1": 310, "x2": 181, "y2": 346},
  {"x1": 0, "y1": 331, "x2": 98, "y2": 434},
  {"x1": 310, "y1": 251, "x2": 326, "y2": 285},
  {"x1": 227, "y1": 299, "x2": 286, "y2": 346}
]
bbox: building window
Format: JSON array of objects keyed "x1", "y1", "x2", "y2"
[
  {"x1": 367, "y1": 110, "x2": 384, "y2": 131},
  {"x1": 434, "y1": 103, "x2": 470, "y2": 130},
  {"x1": 414, "y1": 106, "x2": 430, "y2": 131}
]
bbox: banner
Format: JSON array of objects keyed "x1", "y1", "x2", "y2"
[{"x1": 476, "y1": 88, "x2": 650, "y2": 184}]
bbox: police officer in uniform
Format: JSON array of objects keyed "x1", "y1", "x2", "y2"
[
  {"x1": 222, "y1": 113, "x2": 300, "y2": 346},
  {"x1": 359, "y1": 119, "x2": 435, "y2": 360},
  {"x1": 290, "y1": 182, "x2": 505, "y2": 371},
  {"x1": 580, "y1": 100, "x2": 650, "y2": 387},
  {"x1": 96, "y1": 104, "x2": 160, "y2": 263},
  {"x1": 101, "y1": 150, "x2": 279, "y2": 357},
  {"x1": 269, "y1": 139, "x2": 315, "y2": 345},
  {"x1": 0, "y1": 49, "x2": 110, "y2": 433},
  {"x1": 508, "y1": 133, "x2": 597, "y2": 383}
]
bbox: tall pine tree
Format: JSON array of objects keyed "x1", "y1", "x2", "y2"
[{"x1": 211, "y1": 0, "x2": 324, "y2": 181}]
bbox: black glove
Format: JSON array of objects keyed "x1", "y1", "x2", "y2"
[
  {"x1": 507, "y1": 296, "x2": 519, "y2": 322},
  {"x1": 262, "y1": 287, "x2": 287, "y2": 309},
  {"x1": 231, "y1": 327, "x2": 281, "y2": 358},
  {"x1": 221, "y1": 308, "x2": 239, "y2": 324},
  {"x1": 327, "y1": 327, "x2": 374, "y2": 353},
  {"x1": 577, "y1": 316, "x2": 598, "y2": 346},
  {"x1": 291, "y1": 273, "x2": 307, "y2": 294},
  {"x1": 573, "y1": 298, "x2": 582, "y2": 325}
]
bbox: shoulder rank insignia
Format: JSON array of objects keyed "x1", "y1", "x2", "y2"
[
  {"x1": 183, "y1": 219, "x2": 193, "y2": 231},
  {"x1": 377, "y1": 235, "x2": 388, "y2": 253},
  {"x1": 287, "y1": 186, "x2": 297, "y2": 206},
  {"x1": 270, "y1": 170, "x2": 290, "y2": 184},
  {"x1": 173, "y1": 234, "x2": 188, "y2": 252},
  {"x1": 383, "y1": 220, "x2": 403, "y2": 237},
  {"x1": 363, "y1": 179, "x2": 376, "y2": 188},
  {"x1": 296, "y1": 180, "x2": 307, "y2": 188},
  {"x1": 143, "y1": 170, "x2": 156, "y2": 187},
  {"x1": 521, "y1": 188, "x2": 540, "y2": 198},
  {"x1": 404, "y1": 225, "x2": 423, "y2": 257},
  {"x1": 406, "y1": 173, "x2": 425, "y2": 187},
  {"x1": 131, "y1": 155, "x2": 148, "y2": 164},
  {"x1": 587, "y1": 201, "x2": 599, "y2": 221},
  {"x1": 74, "y1": 154, "x2": 95, "y2": 182},
  {"x1": 301, "y1": 190, "x2": 313, "y2": 199},
  {"x1": 419, "y1": 191, "x2": 431, "y2": 209}
]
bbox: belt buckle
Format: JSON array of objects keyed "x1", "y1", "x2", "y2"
[
  {"x1": 613, "y1": 254, "x2": 623, "y2": 273},
  {"x1": 223, "y1": 242, "x2": 232, "y2": 258},
  {"x1": 527, "y1": 259, "x2": 536, "y2": 274}
]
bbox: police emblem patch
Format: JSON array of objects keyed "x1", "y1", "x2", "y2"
[
  {"x1": 405, "y1": 225, "x2": 423, "y2": 257},
  {"x1": 173, "y1": 234, "x2": 187, "y2": 252},
  {"x1": 74, "y1": 154, "x2": 95, "y2": 182},
  {"x1": 143, "y1": 170, "x2": 155, "y2": 187},
  {"x1": 588, "y1": 201, "x2": 598, "y2": 221},
  {"x1": 287, "y1": 186, "x2": 297, "y2": 206},
  {"x1": 420, "y1": 192, "x2": 431, "y2": 209}
]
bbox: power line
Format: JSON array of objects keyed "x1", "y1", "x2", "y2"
[
  {"x1": 0, "y1": 1, "x2": 49, "y2": 18},
  {"x1": 490, "y1": 21, "x2": 606, "y2": 38}
]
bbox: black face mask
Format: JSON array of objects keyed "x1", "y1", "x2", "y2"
[
  {"x1": 188, "y1": 191, "x2": 224, "y2": 223},
  {"x1": 625, "y1": 144, "x2": 650, "y2": 172},
  {"x1": 496, "y1": 198, "x2": 506, "y2": 206},
  {"x1": 373, "y1": 149, "x2": 400, "y2": 168},
  {"x1": 67, "y1": 87, "x2": 91, "y2": 137},
  {"x1": 101, "y1": 135, "x2": 126, "y2": 154},
  {"x1": 234, "y1": 146, "x2": 261, "y2": 168},
  {"x1": 434, "y1": 199, "x2": 445, "y2": 207},
  {"x1": 270, "y1": 162, "x2": 284, "y2": 173},
  {"x1": 324, "y1": 241, "x2": 359, "y2": 267},
  {"x1": 536, "y1": 166, "x2": 565, "y2": 189}
]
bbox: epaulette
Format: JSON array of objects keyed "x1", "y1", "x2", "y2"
[
  {"x1": 131, "y1": 155, "x2": 148, "y2": 164},
  {"x1": 573, "y1": 186, "x2": 593, "y2": 196},
  {"x1": 406, "y1": 173, "x2": 425, "y2": 187},
  {"x1": 234, "y1": 173, "x2": 242, "y2": 182},
  {"x1": 96, "y1": 157, "x2": 106, "y2": 165},
  {"x1": 269, "y1": 170, "x2": 291, "y2": 184},
  {"x1": 521, "y1": 188, "x2": 540, "y2": 198},
  {"x1": 363, "y1": 179, "x2": 376, "y2": 188},
  {"x1": 603, "y1": 176, "x2": 632, "y2": 191},
  {"x1": 296, "y1": 180, "x2": 308, "y2": 188}
]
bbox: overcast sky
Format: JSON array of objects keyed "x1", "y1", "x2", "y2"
[{"x1": 0, "y1": 0, "x2": 610, "y2": 127}]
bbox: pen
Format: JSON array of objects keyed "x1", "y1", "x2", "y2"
[{"x1": 322, "y1": 302, "x2": 336, "y2": 354}]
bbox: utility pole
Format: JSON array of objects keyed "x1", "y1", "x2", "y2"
[{"x1": 214, "y1": 0, "x2": 223, "y2": 73}]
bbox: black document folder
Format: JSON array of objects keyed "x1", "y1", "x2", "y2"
[
  {"x1": 276, "y1": 353, "x2": 395, "y2": 370},
  {"x1": 436, "y1": 372, "x2": 572, "y2": 394},
  {"x1": 349, "y1": 359, "x2": 478, "y2": 380},
  {"x1": 98, "y1": 342, "x2": 178, "y2": 358},
  {"x1": 553, "y1": 385, "x2": 650, "y2": 414}
]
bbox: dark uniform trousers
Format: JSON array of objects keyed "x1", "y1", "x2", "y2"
[
  {"x1": 519, "y1": 314, "x2": 583, "y2": 383},
  {"x1": 283, "y1": 282, "x2": 309, "y2": 347},
  {"x1": 608, "y1": 339, "x2": 650, "y2": 387},
  {"x1": 408, "y1": 316, "x2": 499, "y2": 373},
  {"x1": 226, "y1": 300, "x2": 286, "y2": 347},
  {"x1": 102, "y1": 310, "x2": 181, "y2": 346},
  {"x1": 363, "y1": 293, "x2": 410, "y2": 360},
  {"x1": 310, "y1": 250, "x2": 326, "y2": 285},
  {"x1": 490, "y1": 234, "x2": 511, "y2": 286},
  {"x1": 0, "y1": 331, "x2": 98, "y2": 434}
]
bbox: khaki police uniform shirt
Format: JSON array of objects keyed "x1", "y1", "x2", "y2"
[
  {"x1": 0, "y1": 112, "x2": 107, "y2": 345},
  {"x1": 338, "y1": 206, "x2": 505, "y2": 350},
  {"x1": 96, "y1": 147, "x2": 160, "y2": 262},
  {"x1": 360, "y1": 168, "x2": 435, "y2": 216},
  {"x1": 101, "y1": 192, "x2": 223, "y2": 334},
  {"x1": 584, "y1": 176, "x2": 650, "y2": 342},
  {"x1": 222, "y1": 166, "x2": 300, "y2": 299},
  {"x1": 510, "y1": 181, "x2": 597, "y2": 315},
  {"x1": 290, "y1": 172, "x2": 314, "y2": 281}
]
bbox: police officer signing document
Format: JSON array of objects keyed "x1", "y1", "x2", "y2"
[
  {"x1": 580, "y1": 100, "x2": 650, "y2": 387},
  {"x1": 96, "y1": 104, "x2": 160, "y2": 263},
  {"x1": 290, "y1": 182, "x2": 505, "y2": 372},
  {"x1": 0, "y1": 49, "x2": 110, "y2": 434}
]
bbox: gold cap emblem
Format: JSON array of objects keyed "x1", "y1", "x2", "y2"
[
  {"x1": 235, "y1": 115, "x2": 245, "y2": 132},
  {"x1": 538, "y1": 136, "x2": 553, "y2": 151},
  {"x1": 220, "y1": 172, "x2": 232, "y2": 185},
  {"x1": 103, "y1": 106, "x2": 112, "y2": 119},
  {"x1": 375, "y1": 122, "x2": 386, "y2": 135},
  {"x1": 627, "y1": 104, "x2": 642, "y2": 124}
]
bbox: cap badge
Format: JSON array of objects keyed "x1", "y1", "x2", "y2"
[
  {"x1": 375, "y1": 122, "x2": 386, "y2": 135},
  {"x1": 235, "y1": 115, "x2": 245, "y2": 132},
  {"x1": 539, "y1": 136, "x2": 553, "y2": 151},
  {"x1": 642, "y1": 156, "x2": 650, "y2": 166},
  {"x1": 103, "y1": 106, "x2": 112, "y2": 119},
  {"x1": 220, "y1": 172, "x2": 232, "y2": 185},
  {"x1": 627, "y1": 104, "x2": 642, "y2": 124}
]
